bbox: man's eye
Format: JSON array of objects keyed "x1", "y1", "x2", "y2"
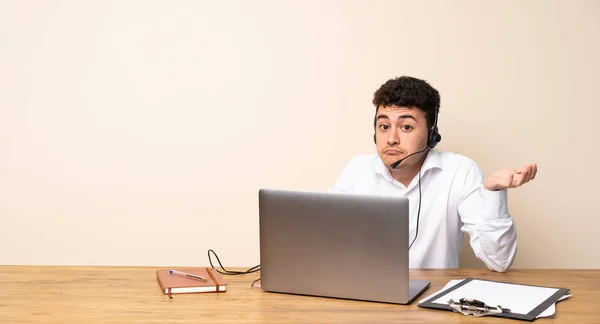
[
  {"x1": 402, "y1": 125, "x2": 412, "y2": 131},
  {"x1": 379, "y1": 125, "x2": 389, "y2": 130}
]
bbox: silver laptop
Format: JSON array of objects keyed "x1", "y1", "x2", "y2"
[{"x1": 258, "y1": 188, "x2": 430, "y2": 304}]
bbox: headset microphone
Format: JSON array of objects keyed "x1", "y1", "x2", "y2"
[
  {"x1": 390, "y1": 147, "x2": 431, "y2": 169},
  {"x1": 385, "y1": 104, "x2": 441, "y2": 250},
  {"x1": 388, "y1": 104, "x2": 441, "y2": 170}
]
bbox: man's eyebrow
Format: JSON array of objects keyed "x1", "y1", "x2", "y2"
[
  {"x1": 375, "y1": 114, "x2": 417, "y2": 122},
  {"x1": 397, "y1": 115, "x2": 417, "y2": 121}
]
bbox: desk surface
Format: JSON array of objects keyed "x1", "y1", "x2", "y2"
[{"x1": 0, "y1": 266, "x2": 598, "y2": 323}]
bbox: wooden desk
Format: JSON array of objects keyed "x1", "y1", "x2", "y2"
[{"x1": 0, "y1": 266, "x2": 598, "y2": 323}]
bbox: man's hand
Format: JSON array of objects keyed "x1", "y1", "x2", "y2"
[{"x1": 484, "y1": 163, "x2": 537, "y2": 191}]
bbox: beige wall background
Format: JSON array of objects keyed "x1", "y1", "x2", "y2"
[{"x1": 1, "y1": 0, "x2": 599, "y2": 268}]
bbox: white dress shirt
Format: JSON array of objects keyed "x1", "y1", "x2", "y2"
[{"x1": 329, "y1": 149, "x2": 517, "y2": 272}]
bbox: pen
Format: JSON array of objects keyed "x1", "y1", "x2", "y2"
[{"x1": 169, "y1": 269, "x2": 208, "y2": 282}]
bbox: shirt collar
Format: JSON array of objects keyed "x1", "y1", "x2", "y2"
[{"x1": 373, "y1": 148, "x2": 443, "y2": 181}]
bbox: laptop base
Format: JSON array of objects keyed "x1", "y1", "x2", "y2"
[{"x1": 407, "y1": 279, "x2": 431, "y2": 304}]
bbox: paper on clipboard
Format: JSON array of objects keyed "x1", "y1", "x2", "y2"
[{"x1": 419, "y1": 279, "x2": 571, "y2": 318}]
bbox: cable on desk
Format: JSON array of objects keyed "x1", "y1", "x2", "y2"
[{"x1": 207, "y1": 249, "x2": 260, "y2": 275}]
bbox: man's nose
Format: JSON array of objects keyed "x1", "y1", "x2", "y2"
[{"x1": 387, "y1": 130, "x2": 400, "y2": 145}]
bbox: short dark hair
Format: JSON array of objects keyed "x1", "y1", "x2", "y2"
[{"x1": 372, "y1": 76, "x2": 440, "y2": 129}]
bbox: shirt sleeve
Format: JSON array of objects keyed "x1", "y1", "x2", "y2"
[{"x1": 457, "y1": 162, "x2": 517, "y2": 272}]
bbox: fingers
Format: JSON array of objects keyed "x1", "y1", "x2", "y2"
[
  {"x1": 514, "y1": 166, "x2": 527, "y2": 174},
  {"x1": 523, "y1": 167, "x2": 532, "y2": 184},
  {"x1": 516, "y1": 163, "x2": 537, "y2": 185},
  {"x1": 512, "y1": 168, "x2": 529, "y2": 187},
  {"x1": 530, "y1": 164, "x2": 537, "y2": 180},
  {"x1": 490, "y1": 163, "x2": 537, "y2": 190},
  {"x1": 504, "y1": 173, "x2": 515, "y2": 188},
  {"x1": 488, "y1": 163, "x2": 537, "y2": 190},
  {"x1": 521, "y1": 164, "x2": 536, "y2": 184}
]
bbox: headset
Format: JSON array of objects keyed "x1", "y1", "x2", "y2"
[
  {"x1": 427, "y1": 105, "x2": 442, "y2": 148},
  {"x1": 373, "y1": 104, "x2": 441, "y2": 249},
  {"x1": 373, "y1": 104, "x2": 441, "y2": 150}
]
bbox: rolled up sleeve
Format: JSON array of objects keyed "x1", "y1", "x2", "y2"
[{"x1": 458, "y1": 163, "x2": 517, "y2": 272}]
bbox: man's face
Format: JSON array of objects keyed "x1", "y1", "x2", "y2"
[{"x1": 374, "y1": 106, "x2": 430, "y2": 170}]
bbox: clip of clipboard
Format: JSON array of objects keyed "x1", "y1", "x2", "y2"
[
  {"x1": 418, "y1": 278, "x2": 570, "y2": 321},
  {"x1": 448, "y1": 297, "x2": 512, "y2": 317}
]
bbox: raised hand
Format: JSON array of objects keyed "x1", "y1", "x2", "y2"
[{"x1": 483, "y1": 163, "x2": 537, "y2": 191}]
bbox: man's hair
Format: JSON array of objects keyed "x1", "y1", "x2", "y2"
[{"x1": 372, "y1": 76, "x2": 441, "y2": 129}]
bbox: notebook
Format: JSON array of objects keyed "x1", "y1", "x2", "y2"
[{"x1": 156, "y1": 267, "x2": 227, "y2": 298}]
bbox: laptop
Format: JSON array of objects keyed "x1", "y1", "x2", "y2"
[{"x1": 258, "y1": 188, "x2": 430, "y2": 304}]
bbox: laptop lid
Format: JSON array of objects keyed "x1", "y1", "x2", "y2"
[{"x1": 258, "y1": 189, "x2": 429, "y2": 304}]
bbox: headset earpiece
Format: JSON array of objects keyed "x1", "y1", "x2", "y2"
[
  {"x1": 427, "y1": 105, "x2": 441, "y2": 148},
  {"x1": 428, "y1": 132, "x2": 441, "y2": 148}
]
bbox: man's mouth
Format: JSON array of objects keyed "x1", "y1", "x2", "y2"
[{"x1": 384, "y1": 149, "x2": 403, "y2": 155}]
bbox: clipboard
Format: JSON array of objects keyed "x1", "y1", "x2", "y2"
[{"x1": 418, "y1": 278, "x2": 570, "y2": 321}]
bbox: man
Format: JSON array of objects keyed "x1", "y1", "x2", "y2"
[{"x1": 330, "y1": 76, "x2": 537, "y2": 272}]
